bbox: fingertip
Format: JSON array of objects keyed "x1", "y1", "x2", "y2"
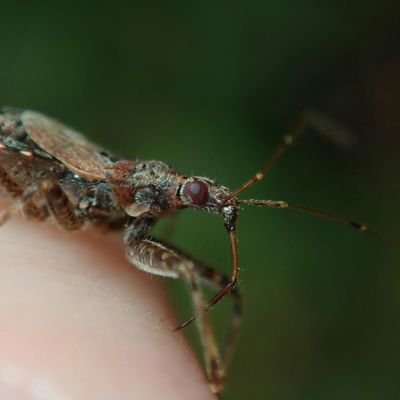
[{"x1": 0, "y1": 219, "x2": 216, "y2": 399}]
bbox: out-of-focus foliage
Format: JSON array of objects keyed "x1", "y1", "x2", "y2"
[{"x1": 1, "y1": 1, "x2": 400, "y2": 398}]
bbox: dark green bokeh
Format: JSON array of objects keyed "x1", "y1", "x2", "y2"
[{"x1": 1, "y1": 1, "x2": 400, "y2": 398}]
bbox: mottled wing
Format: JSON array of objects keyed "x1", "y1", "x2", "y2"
[{"x1": 22, "y1": 111, "x2": 107, "y2": 181}]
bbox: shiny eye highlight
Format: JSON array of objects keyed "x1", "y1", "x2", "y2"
[{"x1": 184, "y1": 179, "x2": 209, "y2": 205}]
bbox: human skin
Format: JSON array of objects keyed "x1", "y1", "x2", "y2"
[{"x1": 0, "y1": 217, "x2": 217, "y2": 400}]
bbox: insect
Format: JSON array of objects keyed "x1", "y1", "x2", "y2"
[{"x1": 0, "y1": 108, "x2": 398, "y2": 395}]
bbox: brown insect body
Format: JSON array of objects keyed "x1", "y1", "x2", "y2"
[
  {"x1": 1, "y1": 108, "x2": 397, "y2": 395},
  {"x1": 0, "y1": 109, "x2": 235, "y2": 234},
  {"x1": 0, "y1": 108, "x2": 241, "y2": 393}
]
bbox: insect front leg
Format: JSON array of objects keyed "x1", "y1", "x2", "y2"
[
  {"x1": 185, "y1": 260, "x2": 243, "y2": 372},
  {"x1": 126, "y1": 238, "x2": 228, "y2": 394}
]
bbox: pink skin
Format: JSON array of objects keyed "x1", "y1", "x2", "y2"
[{"x1": 0, "y1": 216, "x2": 216, "y2": 399}]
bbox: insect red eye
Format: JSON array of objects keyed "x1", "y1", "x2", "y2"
[{"x1": 184, "y1": 180, "x2": 209, "y2": 205}]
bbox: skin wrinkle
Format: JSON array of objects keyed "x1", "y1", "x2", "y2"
[{"x1": 0, "y1": 218, "x2": 216, "y2": 400}]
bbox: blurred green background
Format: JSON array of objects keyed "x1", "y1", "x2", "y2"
[{"x1": 1, "y1": 1, "x2": 400, "y2": 399}]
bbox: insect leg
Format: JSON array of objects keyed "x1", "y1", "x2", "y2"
[
  {"x1": 176, "y1": 260, "x2": 243, "y2": 371},
  {"x1": 5, "y1": 179, "x2": 82, "y2": 229},
  {"x1": 0, "y1": 166, "x2": 42, "y2": 226},
  {"x1": 0, "y1": 165, "x2": 24, "y2": 199},
  {"x1": 126, "y1": 238, "x2": 229, "y2": 394},
  {"x1": 35, "y1": 179, "x2": 82, "y2": 230}
]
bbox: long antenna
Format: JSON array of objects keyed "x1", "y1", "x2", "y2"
[
  {"x1": 225, "y1": 118, "x2": 306, "y2": 201},
  {"x1": 225, "y1": 109, "x2": 355, "y2": 202},
  {"x1": 239, "y1": 199, "x2": 400, "y2": 246}
]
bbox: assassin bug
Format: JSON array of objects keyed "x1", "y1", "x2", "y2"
[{"x1": 0, "y1": 108, "x2": 398, "y2": 395}]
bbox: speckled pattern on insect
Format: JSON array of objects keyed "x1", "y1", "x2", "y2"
[
  {"x1": 1, "y1": 108, "x2": 398, "y2": 395},
  {"x1": 0, "y1": 108, "x2": 244, "y2": 394}
]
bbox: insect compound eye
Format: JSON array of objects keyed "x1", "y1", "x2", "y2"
[{"x1": 183, "y1": 179, "x2": 209, "y2": 206}]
